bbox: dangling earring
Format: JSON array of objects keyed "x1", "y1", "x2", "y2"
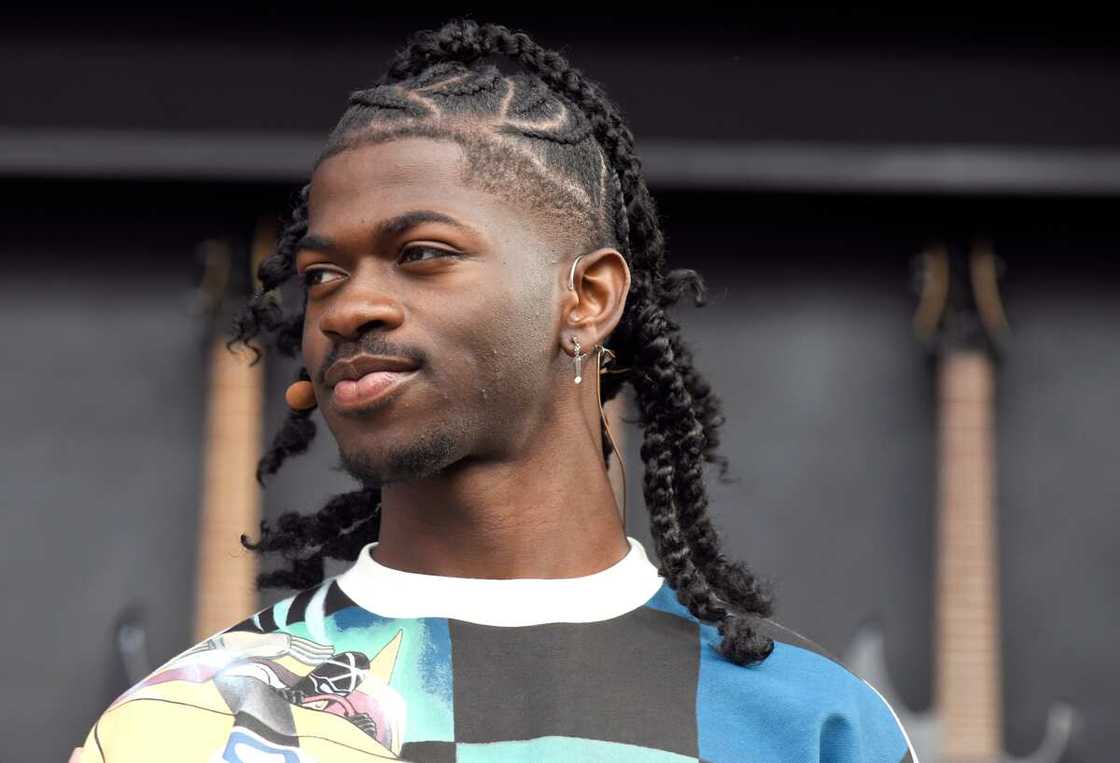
[
  {"x1": 571, "y1": 335, "x2": 588, "y2": 384},
  {"x1": 285, "y1": 379, "x2": 317, "y2": 412}
]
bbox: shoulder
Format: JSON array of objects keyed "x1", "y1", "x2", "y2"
[
  {"x1": 77, "y1": 578, "x2": 384, "y2": 763},
  {"x1": 745, "y1": 619, "x2": 917, "y2": 762},
  {"x1": 644, "y1": 585, "x2": 918, "y2": 763}
]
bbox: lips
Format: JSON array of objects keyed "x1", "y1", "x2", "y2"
[
  {"x1": 323, "y1": 354, "x2": 420, "y2": 414},
  {"x1": 324, "y1": 355, "x2": 420, "y2": 389},
  {"x1": 332, "y1": 369, "x2": 416, "y2": 410}
]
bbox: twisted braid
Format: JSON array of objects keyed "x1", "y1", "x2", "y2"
[
  {"x1": 240, "y1": 487, "x2": 381, "y2": 590},
  {"x1": 226, "y1": 17, "x2": 774, "y2": 665},
  {"x1": 630, "y1": 298, "x2": 774, "y2": 663}
]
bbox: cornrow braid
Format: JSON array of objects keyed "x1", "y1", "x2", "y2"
[{"x1": 227, "y1": 17, "x2": 774, "y2": 666}]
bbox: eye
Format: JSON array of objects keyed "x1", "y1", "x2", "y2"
[
  {"x1": 399, "y1": 245, "x2": 458, "y2": 264},
  {"x1": 301, "y1": 267, "x2": 343, "y2": 289},
  {"x1": 300, "y1": 247, "x2": 457, "y2": 291}
]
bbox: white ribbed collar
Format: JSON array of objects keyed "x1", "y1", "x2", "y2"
[{"x1": 335, "y1": 535, "x2": 664, "y2": 627}]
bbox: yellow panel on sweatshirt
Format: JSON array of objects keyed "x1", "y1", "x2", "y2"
[{"x1": 77, "y1": 679, "x2": 398, "y2": 761}]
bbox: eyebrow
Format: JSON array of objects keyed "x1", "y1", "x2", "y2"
[{"x1": 295, "y1": 209, "x2": 476, "y2": 255}]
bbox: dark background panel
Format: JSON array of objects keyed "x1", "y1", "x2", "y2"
[{"x1": 3, "y1": 10, "x2": 1120, "y2": 147}]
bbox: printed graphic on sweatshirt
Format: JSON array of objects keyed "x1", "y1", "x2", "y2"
[{"x1": 83, "y1": 580, "x2": 454, "y2": 761}]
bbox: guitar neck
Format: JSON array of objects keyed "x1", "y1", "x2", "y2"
[
  {"x1": 193, "y1": 334, "x2": 265, "y2": 641},
  {"x1": 934, "y1": 349, "x2": 1003, "y2": 760},
  {"x1": 192, "y1": 221, "x2": 274, "y2": 642}
]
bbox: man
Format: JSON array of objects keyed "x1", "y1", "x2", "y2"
[{"x1": 74, "y1": 18, "x2": 917, "y2": 762}]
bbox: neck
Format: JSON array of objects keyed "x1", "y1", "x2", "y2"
[{"x1": 372, "y1": 416, "x2": 628, "y2": 579}]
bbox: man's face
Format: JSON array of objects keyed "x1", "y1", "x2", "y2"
[{"x1": 296, "y1": 136, "x2": 567, "y2": 487}]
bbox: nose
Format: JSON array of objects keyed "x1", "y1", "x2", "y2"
[{"x1": 315, "y1": 278, "x2": 405, "y2": 342}]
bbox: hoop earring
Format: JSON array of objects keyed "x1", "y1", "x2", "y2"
[{"x1": 567, "y1": 254, "x2": 587, "y2": 291}]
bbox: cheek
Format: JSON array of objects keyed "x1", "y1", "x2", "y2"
[
  {"x1": 490, "y1": 290, "x2": 556, "y2": 386},
  {"x1": 449, "y1": 290, "x2": 552, "y2": 394},
  {"x1": 301, "y1": 319, "x2": 319, "y2": 371}
]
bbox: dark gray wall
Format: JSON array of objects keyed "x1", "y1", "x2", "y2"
[{"x1": 0, "y1": 179, "x2": 283, "y2": 757}]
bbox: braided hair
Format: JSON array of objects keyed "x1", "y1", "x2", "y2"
[{"x1": 228, "y1": 18, "x2": 775, "y2": 666}]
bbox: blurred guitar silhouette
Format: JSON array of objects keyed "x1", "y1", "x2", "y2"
[
  {"x1": 189, "y1": 220, "x2": 274, "y2": 643},
  {"x1": 844, "y1": 239, "x2": 1080, "y2": 762},
  {"x1": 114, "y1": 219, "x2": 276, "y2": 688}
]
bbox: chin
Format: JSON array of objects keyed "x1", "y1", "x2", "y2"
[{"x1": 336, "y1": 429, "x2": 461, "y2": 487}]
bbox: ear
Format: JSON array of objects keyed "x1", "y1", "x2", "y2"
[{"x1": 563, "y1": 248, "x2": 632, "y2": 348}]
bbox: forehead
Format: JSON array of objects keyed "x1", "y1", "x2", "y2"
[{"x1": 307, "y1": 137, "x2": 523, "y2": 241}]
